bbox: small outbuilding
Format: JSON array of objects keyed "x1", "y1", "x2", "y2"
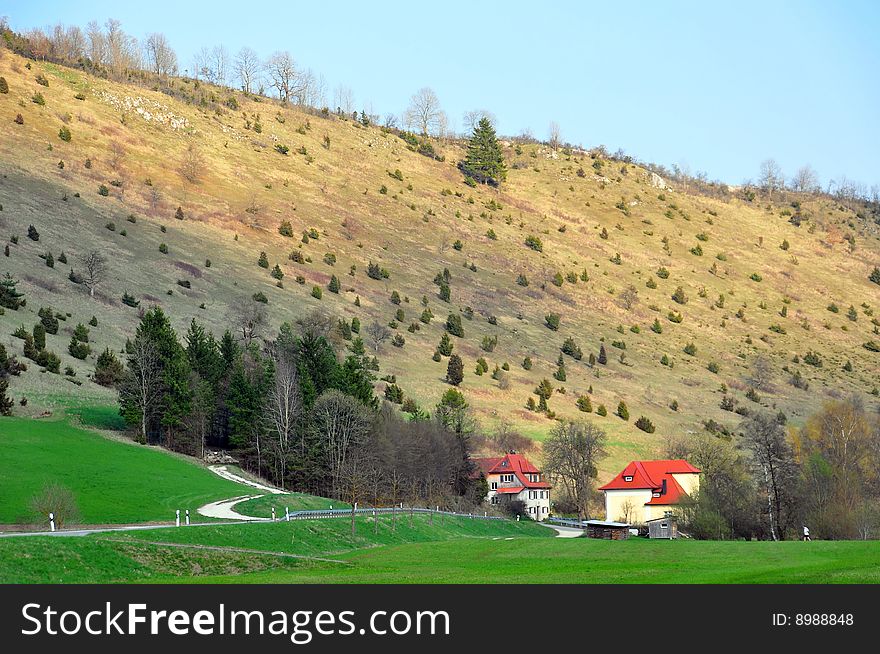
[
  {"x1": 584, "y1": 520, "x2": 631, "y2": 540},
  {"x1": 647, "y1": 515, "x2": 678, "y2": 539}
]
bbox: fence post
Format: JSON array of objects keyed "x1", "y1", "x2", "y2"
[
  {"x1": 49, "y1": 512, "x2": 56, "y2": 532},
  {"x1": 175, "y1": 509, "x2": 180, "y2": 527},
  {"x1": 185, "y1": 509, "x2": 190, "y2": 526}
]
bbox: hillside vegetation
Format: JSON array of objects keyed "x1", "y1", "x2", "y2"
[{"x1": 1, "y1": 51, "x2": 879, "y2": 478}]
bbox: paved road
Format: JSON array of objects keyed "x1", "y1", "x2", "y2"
[
  {"x1": 544, "y1": 523, "x2": 585, "y2": 538},
  {"x1": 197, "y1": 494, "x2": 273, "y2": 521}
]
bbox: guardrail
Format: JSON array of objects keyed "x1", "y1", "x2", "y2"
[
  {"x1": 547, "y1": 517, "x2": 586, "y2": 528},
  {"x1": 285, "y1": 507, "x2": 506, "y2": 522}
]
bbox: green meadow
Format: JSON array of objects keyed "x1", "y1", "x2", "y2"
[{"x1": 0, "y1": 417, "x2": 251, "y2": 524}]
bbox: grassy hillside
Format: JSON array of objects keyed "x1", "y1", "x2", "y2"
[
  {"x1": 0, "y1": 513, "x2": 550, "y2": 582},
  {"x1": 1, "y1": 52, "x2": 879, "y2": 477},
  {"x1": 0, "y1": 417, "x2": 252, "y2": 524}
]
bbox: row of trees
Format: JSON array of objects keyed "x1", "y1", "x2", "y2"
[
  {"x1": 114, "y1": 306, "x2": 481, "y2": 507},
  {"x1": 668, "y1": 399, "x2": 880, "y2": 540}
]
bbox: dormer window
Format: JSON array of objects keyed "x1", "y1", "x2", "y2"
[
  {"x1": 624, "y1": 475, "x2": 633, "y2": 482},
  {"x1": 652, "y1": 492, "x2": 661, "y2": 497}
]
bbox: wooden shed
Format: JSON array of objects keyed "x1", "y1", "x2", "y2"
[
  {"x1": 584, "y1": 520, "x2": 631, "y2": 540},
  {"x1": 647, "y1": 515, "x2": 678, "y2": 539}
]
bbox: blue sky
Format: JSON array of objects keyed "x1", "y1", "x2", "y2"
[{"x1": 8, "y1": 1, "x2": 879, "y2": 188}]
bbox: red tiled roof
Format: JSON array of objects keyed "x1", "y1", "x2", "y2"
[
  {"x1": 598, "y1": 459, "x2": 700, "y2": 505},
  {"x1": 473, "y1": 453, "x2": 551, "y2": 489}
]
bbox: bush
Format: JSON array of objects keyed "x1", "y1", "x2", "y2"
[
  {"x1": 803, "y1": 350, "x2": 822, "y2": 367},
  {"x1": 707, "y1": 361, "x2": 720, "y2": 373},
  {"x1": 27, "y1": 225, "x2": 40, "y2": 241},
  {"x1": 545, "y1": 313, "x2": 560, "y2": 331},
  {"x1": 278, "y1": 220, "x2": 294, "y2": 237},
  {"x1": 275, "y1": 144, "x2": 290, "y2": 155},
  {"x1": 177, "y1": 279, "x2": 191, "y2": 289},
  {"x1": 311, "y1": 286, "x2": 322, "y2": 300},
  {"x1": 683, "y1": 342, "x2": 697, "y2": 356},
  {"x1": 656, "y1": 266, "x2": 670, "y2": 279},
  {"x1": 446, "y1": 313, "x2": 464, "y2": 337},
  {"x1": 524, "y1": 235, "x2": 543, "y2": 252},
  {"x1": 58, "y1": 126, "x2": 72, "y2": 142},
  {"x1": 635, "y1": 416, "x2": 655, "y2": 433},
  {"x1": 121, "y1": 292, "x2": 140, "y2": 307},
  {"x1": 159, "y1": 243, "x2": 168, "y2": 254},
  {"x1": 32, "y1": 92, "x2": 46, "y2": 106},
  {"x1": 68, "y1": 337, "x2": 91, "y2": 360},
  {"x1": 576, "y1": 394, "x2": 592, "y2": 413},
  {"x1": 271, "y1": 264, "x2": 284, "y2": 280},
  {"x1": 29, "y1": 482, "x2": 81, "y2": 528},
  {"x1": 258, "y1": 251, "x2": 269, "y2": 268},
  {"x1": 516, "y1": 274, "x2": 529, "y2": 286},
  {"x1": 522, "y1": 356, "x2": 532, "y2": 370},
  {"x1": 597, "y1": 404, "x2": 608, "y2": 417},
  {"x1": 617, "y1": 401, "x2": 629, "y2": 420},
  {"x1": 561, "y1": 337, "x2": 583, "y2": 360},
  {"x1": 870, "y1": 267, "x2": 880, "y2": 286},
  {"x1": 671, "y1": 286, "x2": 688, "y2": 304},
  {"x1": 0, "y1": 77, "x2": 8, "y2": 94},
  {"x1": 750, "y1": 272, "x2": 763, "y2": 282},
  {"x1": 651, "y1": 318, "x2": 663, "y2": 334}
]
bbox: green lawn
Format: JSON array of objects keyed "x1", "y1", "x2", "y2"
[
  {"x1": 2, "y1": 513, "x2": 878, "y2": 584},
  {"x1": 0, "y1": 417, "x2": 252, "y2": 524},
  {"x1": 233, "y1": 493, "x2": 350, "y2": 518},
  {"x1": 0, "y1": 514, "x2": 550, "y2": 583}
]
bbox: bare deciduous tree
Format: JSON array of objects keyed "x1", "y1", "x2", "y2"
[
  {"x1": 144, "y1": 32, "x2": 177, "y2": 78},
  {"x1": 791, "y1": 164, "x2": 819, "y2": 193},
  {"x1": 119, "y1": 336, "x2": 163, "y2": 443},
  {"x1": 543, "y1": 420, "x2": 607, "y2": 521},
  {"x1": 266, "y1": 51, "x2": 299, "y2": 103},
  {"x1": 462, "y1": 109, "x2": 497, "y2": 134},
  {"x1": 233, "y1": 301, "x2": 268, "y2": 346},
  {"x1": 264, "y1": 345, "x2": 302, "y2": 486},
  {"x1": 404, "y1": 87, "x2": 443, "y2": 136},
  {"x1": 333, "y1": 84, "x2": 355, "y2": 115},
  {"x1": 234, "y1": 46, "x2": 262, "y2": 94},
  {"x1": 311, "y1": 390, "x2": 371, "y2": 496},
  {"x1": 759, "y1": 158, "x2": 784, "y2": 198},
  {"x1": 548, "y1": 121, "x2": 561, "y2": 152},
  {"x1": 366, "y1": 321, "x2": 391, "y2": 352},
  {"x1": 79, "y1": 250, "x2": 107, "y2": 298},
  {"x1": 178, "y1": 141, "x2": 205, "y2": 186}
]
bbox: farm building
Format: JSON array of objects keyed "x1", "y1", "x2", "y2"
[
  {"x1": 647, "y1": 515, "x2": 679, "y2": 539},
  {"x1": 584, "y1": 520, "x2": 631, "y2": 540},
  {"x1": 599, "y1": 459, "x2": 701, "y2": 524}
]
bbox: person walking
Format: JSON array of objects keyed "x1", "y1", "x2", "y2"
[{"x1": 803, "y1": 525, "x2": 811, "y2": 541}]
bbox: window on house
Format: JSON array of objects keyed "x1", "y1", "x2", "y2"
[
  {"x1": 491, "y1": 482, "x2": 497, "y2": 490},
  {"x1": 624, "y1": 475, "x2": 633, "y2": 482},
  {"x1": 652, "y1": 492, "x2": 661, "y2": 497}
]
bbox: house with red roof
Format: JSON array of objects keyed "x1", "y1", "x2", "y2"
[
  {"x1": 598, "y1": 459, "x2": 701, "y2": 524},
  {"x1": 473, "y1": 452, "x2": 551, "y2": 521}
]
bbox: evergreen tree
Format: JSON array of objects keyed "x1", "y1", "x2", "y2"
[
  {"x1": 617, "y1": 401, "x2": 629, "y2": 420},
  {"x1": 446, "y1": 313, "x2": 465, "y2": 338},
  {"x1": 0, "y1": 273, "x2": 25, "y2": 310},
  {"x1": 870, "y1": 267, "x2": 880, "y2": 286},
  {"x1": 458, "y1": 117, "x2": 507, "y2": 186},
  {"x1": 0, "y1": 378, "x2": 13, "y2": 416},
  {"x1": 438, "y1": 332, "x2": 454, "y2": 356},
  {"x1": 328, "y1": 275, "x2": 341, "y2": 293},
  {"x1": 446, "y1": 354, "x2": 464, "y2": 386},
  {"x1": 94, "y1": 347, "x2": 124, "y2": 386},
  {"x1": 32, "y1": 324, "x2": 46, "y2": 351},
  {"x1": 598, "y1": 344, "x2": 608, "y2": 365}
]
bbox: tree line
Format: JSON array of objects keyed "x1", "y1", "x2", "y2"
[
  {"x1": 112, "y1": 306, "x2": 482, "y2": 508},
  {"x1": 666, "y1": 399, "x2": 880, "y2": 540}
]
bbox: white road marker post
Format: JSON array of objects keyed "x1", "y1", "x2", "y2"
[
  {"x1": 285, "y1": 507, "x2": 290, "y2": 522},
  {"x1": 175, "y1": 509, "x2": 180, "y2": 527},
  {"x1": 185, "y1": 509, "x2": 190, "y2": 526},
  {"x1": 271, "y1": 507, "x2": 276, "y2": 521},
  {"x1": 49, "y1": 512, "x2": 55, "y2": 532}
]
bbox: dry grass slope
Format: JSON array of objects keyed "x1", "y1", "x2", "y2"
[{"x1": 1, "y1": 51, "x2": 878, "y2": 478}]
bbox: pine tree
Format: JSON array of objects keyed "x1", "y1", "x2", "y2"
[
  {"x1": 459, "y1": 117, "x2": 507, "y2": 186},
  {"x1": 94, "y1": 347, "x2": 124, "y2": 386},
  {"x1": 446, "y1": 354, "x2": 464, "y2": 386},
  {"x1": 437, "y1": 332, "x2": 454, "y2": 356},
  {"x1": 0, "y1": 378, "x2": 13, "y2": 416},
  {"x1": 870, "y1": 267, "x2": 880, "y2": 286},
  {"x1": 577, "y1": 394, "x2": 592, "y2": 413},
  {"x1": 598, "y1": 344, "x2": 607, "y2": 365},
  {"x1": 328, "y1": 275, "x2": 341, "y2": 293},
  {"x1": 0, "y1": 273, "x2": 25, "y2": 310},
  {"x1": 32, "y1": 324, "x2": 46, "y2": 351},
  {"x1": 617, "y1": 401, "x2": 630, "y2": 420}
]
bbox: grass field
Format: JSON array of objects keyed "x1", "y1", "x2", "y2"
[
  {"x1": 1, "y1": 516, "x2": 877, "y2": 583},
  {"x1": 0, "y1": 417, "x2": 252, "y2": 524}
]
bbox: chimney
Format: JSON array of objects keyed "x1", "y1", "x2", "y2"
[{"x1": 661, "y1": 479, "x2": 667, "y2": 495}]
